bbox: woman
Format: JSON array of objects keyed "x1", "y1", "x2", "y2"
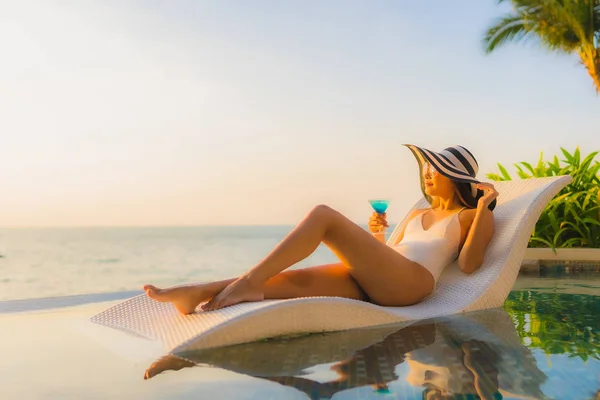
[{"x1": 144, "y1": 144, "x2": 498, "y2": 314}]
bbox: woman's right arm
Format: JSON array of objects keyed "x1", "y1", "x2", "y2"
[{"x1": 369, "y1": 212, "x2": 389, "y2": 243}]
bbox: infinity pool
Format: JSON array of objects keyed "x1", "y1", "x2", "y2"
[{"x1": 1, "y1": 273, "x2": 599, "y2": 399}]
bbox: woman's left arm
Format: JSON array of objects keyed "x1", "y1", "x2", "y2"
[{"x1": 457, "y1": 183, "x2": 499, "y2": 274}]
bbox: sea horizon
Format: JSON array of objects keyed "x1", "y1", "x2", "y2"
[
  {"x1": 0, "y1": 224, "x2": 299, "y2": 230},
  {"x1": 0, "y1": 224, "x2": 364, "y2": 301},
  {"x1": 0, "y1": 223, "x2": 377, "y2": 231}
]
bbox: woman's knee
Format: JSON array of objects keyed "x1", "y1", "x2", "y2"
[{"x1": 309, "y1": 204, "x2": 338, "y2": 219}]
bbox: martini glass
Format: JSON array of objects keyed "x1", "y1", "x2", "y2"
[{"x1": 368, "y1": 199, "x2": 391, "y2": 233}]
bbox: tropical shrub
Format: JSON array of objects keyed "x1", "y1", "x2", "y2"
[{"x1": 487, "y1": 148, "x2": 600, "y2": 249}]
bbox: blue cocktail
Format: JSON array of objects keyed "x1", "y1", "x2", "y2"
[
  {"x1": 369, "y1": 199, "x2": 391, "y2": 214},
  {"x1": 368, "y1": 199, "x2": 391, "y2": 234}
]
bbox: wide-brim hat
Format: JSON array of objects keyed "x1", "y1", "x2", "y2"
[{"x1": 404, "y1": 144, "x2": 480, "y2": 202}]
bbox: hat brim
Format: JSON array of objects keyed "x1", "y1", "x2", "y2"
[{"x1": 404, "y1": 144, "x2": 480, "y2": 201}]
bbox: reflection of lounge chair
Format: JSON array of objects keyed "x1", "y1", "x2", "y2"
[
  {"x1": 91, "y1": 176, "x2": 572, "y2": 352},
  {"x1": 178, "y1": 322, "x2": 418, "y2": 377},
  {"x1": 145, "y1": 321, "x2": 438, "y2": 398},
  {"x1": 145, "y1": 309, "x2": 547, "y2": 400}
]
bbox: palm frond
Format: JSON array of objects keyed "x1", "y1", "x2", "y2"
[
  {"x1": 484, "y1": 15, "x2": 533, "y2": 52},
  {"x1": 537, "y1": 0, "x2": 592, "y2": 44},
  {"x1": 485, "y1": 0, "x2": 600, "y2": 92},
  {"x1": 485, "y1": 0, "x2": 597, "y2": 54}
]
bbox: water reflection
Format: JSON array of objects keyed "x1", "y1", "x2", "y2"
[
  {"x1": 146, "y1": 308, "x2": 550, "y2": 399},
  {"x1": 505, "y1": 291, "x2": 600, "y2": 361}
]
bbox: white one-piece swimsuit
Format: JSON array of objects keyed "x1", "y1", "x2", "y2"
[{"x1": 392, "y1": 209, "x2": 464, "y2": 284}]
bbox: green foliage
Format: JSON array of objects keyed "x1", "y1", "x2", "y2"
[
  {"x1": 487, "y1": 147, "x2": 600, "y2": 249},
  {"x1": 504, "y1": 291, "x2": 600, "y2": 361},
  {"x1": 484, "y1": 0, "x2": 600, "y2": 54},
  {"x1": 483, "y1": 0, "x2": 600, "y2": 92}
]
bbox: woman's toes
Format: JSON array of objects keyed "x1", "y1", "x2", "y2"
[
  {"x1": 201, "y1": 299, "x2": 212, "y2": 311},
  {"x1": 144, "y1": 285, "x2": 170, "y2": 302},
  {"x1": 207, "y1": 295, "x2": 222, "y2": 311},
  {"x1": 207, "y1": 298, "x2": 218, "y2": 311},
  {"x1": 143, "y1": 284, "x2": 159, "y2": 293},
  {"x1": 212, "y1": 299, "x2": 223, "y2": 311}
]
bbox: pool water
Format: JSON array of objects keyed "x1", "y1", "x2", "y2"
[{"x1": 1, "y1": 273, "x2": 599, "y2": 399}]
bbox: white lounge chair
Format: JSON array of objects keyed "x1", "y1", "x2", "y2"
[{"x1": 91, "y1": 175, "x2": 572, "y2": 352}]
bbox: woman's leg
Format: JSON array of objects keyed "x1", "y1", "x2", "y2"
[
  {"x1": 145, "y1": 263, "x2": 368, "y2": 314},
  {"x1": 201, "y1": 204, "x2": 433, "y2": 311}
]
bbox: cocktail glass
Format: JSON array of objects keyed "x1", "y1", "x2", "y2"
[
  {"x1": 368, "y1": 199, "x2": 391, "y2": 233},
  {"x1": 369, "y1": 199, "x2": 391, "y2": 214}
]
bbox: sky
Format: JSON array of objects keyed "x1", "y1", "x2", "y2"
[{"x1": 0, "y1": 0, "x2": 598, "y2": 227}]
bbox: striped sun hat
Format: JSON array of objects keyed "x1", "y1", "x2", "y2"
[{"x1": 404, "y1": 144, "x2": 480, "y2": 198}]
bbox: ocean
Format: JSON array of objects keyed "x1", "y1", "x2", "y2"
[{"x1": 0, "y1": 226, "x2": 361, "y2": 301}]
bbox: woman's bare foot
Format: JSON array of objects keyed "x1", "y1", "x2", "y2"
[
  {"x1": 143, "y1": 284, "x2": 208, "y2": 315},
  {"x1": 202, "y1": 276, "x2": 264, "y2": 311}
]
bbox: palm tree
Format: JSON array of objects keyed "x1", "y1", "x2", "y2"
[{"x1": 484, "y1": 0, "x2": 600, "y2": 93}]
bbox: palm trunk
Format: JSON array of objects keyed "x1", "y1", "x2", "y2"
[
  {"x1": 597, "y1": 187, "x2": 600, "y2": 224},
  {"x1": 579, "y1": 47, "x2": 600, "y2": 93},
  {"x1": 592, "y1": 56, "x2": 600, "y2": 93}
]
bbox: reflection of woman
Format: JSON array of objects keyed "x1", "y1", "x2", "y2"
[
  {"x1": 421, "y1": 339, "x2": 502, "y2": 400},
  {"x1": 143, "y1": 144, "x2": 498, "y2": 314},
  {"x1": 145, "y1": 322, "x2": 437, "y2": 398},
  {"x1": 263, "y1": 323, "x2": 437, "y2": 399}
]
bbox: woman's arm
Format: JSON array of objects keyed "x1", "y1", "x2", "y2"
[
  {"x1": 457, "y1": 183, "x2": 498, "y2": 274},
  {"x1": 457, "y1": 206, "x2": 494, "y2": 274}
]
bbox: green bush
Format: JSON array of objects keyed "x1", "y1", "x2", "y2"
[{"x1": 487, "y1": 148, "x2": 600, "y2": 249}]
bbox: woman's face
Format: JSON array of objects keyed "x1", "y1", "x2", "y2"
[{"x1": 423, "y1": 163, "x2": 455, "y2": 198}]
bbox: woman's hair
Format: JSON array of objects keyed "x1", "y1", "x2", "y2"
[
  {"x1": 429, "y1": 181, "x2": 497, "y2": 211},
  {"x1": 454, "y1": 182, "x2": 497, "y2": 211}
]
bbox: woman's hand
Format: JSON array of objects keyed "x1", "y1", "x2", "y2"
[
  {"x1": 368, "y1": 212, "x2": 389, "y2": 234},
  {"x1": 476, "y1": 182, "x2": 499, "y2": 209}
]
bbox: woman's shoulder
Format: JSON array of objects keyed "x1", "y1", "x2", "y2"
[
  {"x1": 459, "y1": 207, "x2": 477, "y2": 216},
  {"x1": 458, "y1": 207, "x2": 493, "y2": 224}
]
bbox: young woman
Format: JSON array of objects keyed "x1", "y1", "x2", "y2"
[{"x1": 143, "y1": 144, "x2": 499, "y2": 313}]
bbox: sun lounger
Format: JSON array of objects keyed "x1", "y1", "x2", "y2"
[{"x1": 91, "y1": 175, "x2": 572, "y2": 352}]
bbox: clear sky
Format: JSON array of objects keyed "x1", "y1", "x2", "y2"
[{"x1": 0, "y1": 1, "x2": 597, "y2": 227}]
